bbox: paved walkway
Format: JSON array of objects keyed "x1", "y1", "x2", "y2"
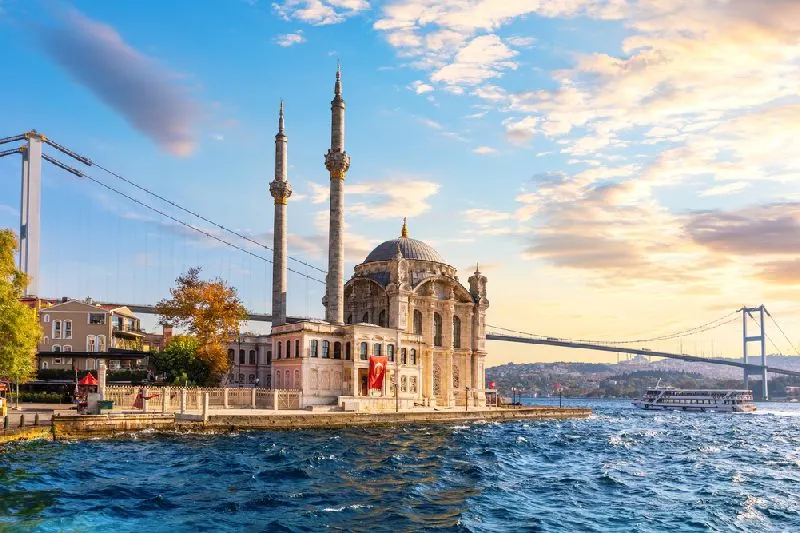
[{"x1": 3, "y1": 403, "x2": 75, "y2": 428}]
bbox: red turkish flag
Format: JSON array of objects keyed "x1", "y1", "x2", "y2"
[{"x1": 369, "y1": 356, "x2": 388, "y2": 389}]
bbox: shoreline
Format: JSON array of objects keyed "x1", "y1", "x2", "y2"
[{"x1": 2, "y1": 406, "x2": 591, "y2": 443}]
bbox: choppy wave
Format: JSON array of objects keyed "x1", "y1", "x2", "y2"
[{"x1": 2, "y1": 400, "x2": 800, "y2": 532}]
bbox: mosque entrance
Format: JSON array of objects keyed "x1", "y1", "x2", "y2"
[{"x1": 358, "y1": 368, "x2": 368, "y2": 396}]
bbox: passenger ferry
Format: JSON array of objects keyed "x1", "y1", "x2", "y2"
[{"x1": 633, "y1": 386, "x2": 755, "y2": 413}]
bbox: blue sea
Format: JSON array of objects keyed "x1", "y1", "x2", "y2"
[{"x1": 2, "y1": 399, "x2": 799, "y2": 532}]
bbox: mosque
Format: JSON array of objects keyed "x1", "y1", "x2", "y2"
[{"x1": 268, "y1": 69, "x2": 489, "y2": 410}]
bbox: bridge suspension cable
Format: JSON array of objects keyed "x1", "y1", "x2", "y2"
[
  {"x1": 764, "y1": 308, "x2": 800, "y2": 356},
  {"x1": 38, "y1": 152, "x2": 326, "y2": 285},
  {"x1": 488, "y1": 310, "x2": 739, "y2": 347}
]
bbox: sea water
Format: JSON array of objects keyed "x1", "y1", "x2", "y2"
[{"x1": 1, "y1": 400, "x2": 799, "y2": 532}]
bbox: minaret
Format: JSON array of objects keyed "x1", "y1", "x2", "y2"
[
  {"x1": 324, "y1": 65, "x2": 350, "y2": 324},
  {"x1": 270, "y1": 101, "x2": 292, "y2": 326}
]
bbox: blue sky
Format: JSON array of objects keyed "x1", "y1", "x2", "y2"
[{"x1": 1, "y1": 0, "x2": 799, "y2": 364}]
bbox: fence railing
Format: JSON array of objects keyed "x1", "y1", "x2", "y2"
[{"x1": 103, "y1": 386, "x2": 303, "y2": 412}]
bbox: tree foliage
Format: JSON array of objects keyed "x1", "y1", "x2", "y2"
[
  {"x1": 0, "y1": 229, "x2": 40, "y2": 386},
  {"x1": 149, "y1": 335, "x2": 212, "y2": 386},
  {"x1": 155, "y1": 267, "x2": 246, "y2": 382}
]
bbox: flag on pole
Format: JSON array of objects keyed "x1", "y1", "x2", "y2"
[{"x1": 369, "y1": 356, "x2": 388, "y2": 389}]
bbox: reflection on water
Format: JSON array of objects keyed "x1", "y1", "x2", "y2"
[{"x1": 2, "y1": 400, "x2": 800, "y2": 532}]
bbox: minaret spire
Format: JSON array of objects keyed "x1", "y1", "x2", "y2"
[
  {"x1": 401, "y1": 217, "x2": 408, "y2": 238},
  {"x1": 324, "y1": 65, "x2": 351, "y2": 324},
  {"x1": 270, "y1": 101, "x2": 292, "y2": 326}
]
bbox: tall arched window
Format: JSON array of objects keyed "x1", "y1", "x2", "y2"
[
  {"x1": 362, "y1": 312, "x2": 369, "y2": 324},
  {"x1": 413, "y1": 310, "x2": 423, "y2": 335},
  {"x1": 373, "y1": 343, "x2": 382, "y2": 356},
  {"x1": 249, "y1": 349, "x2": 257, "y2": 364},
  {"x1": 401, "y1": 348, "x2": 407, "y2": 365},
  {"x1": 453, "y1": 316, "x2": 461, "y2": 349},
  {"x1": 322, "y1": 340, "x2": 330, "y2": 359},
  {"x1": 333, "y1": 342, "x2": 342, "y2": 360},
  {"x1": 285, "y1": 370, "x2": 291, "y2": 388},
  {"x1": 276, "y1": 371, "x2": 282, "y2": 388},
  {"x1": 347, "y1": 314, "x2": 353, "y2": 324},
  {"x1": 286, "y1": 341, "x2": 292, "y2": 359},
  {"x1": 239, "y1": 349, "x2": 246, "y2": 364},
  {"x1": 387, "y1": 344, "x2": 395, "y2": 362},
  {"x1": 433, "y1": 313, "x2": 443, "y2": 347},
  {"x1": 345, "y1": 342, "x2": 351, "y2": 360},
  {"x1": 267, "y1": 350, "x2": 272, "y2": 364},
  {"x1": 295, "y1": 340, "x2": 300, "y2": 358},
  {"x1": 360, "y1": 342, "x2": 368, "y2": 360},
  {"x1": 228, "y1": 349, "x2": 235, "y2": 362},
  {"x1": 410, "y1": 349, "x2": 417, "y2": 365},
  {"x1": 294, "y1": 369, "x2": 301, "y2": 389},
  {"x1": 248, "y1": 374, "x2": 256, "y2": 384},
  {"x1": 378, "y1": 310, "x2": 387, "y2": 327},
  {"x1": 277, "y1": 341, "x2": 282, "y2": 359}
]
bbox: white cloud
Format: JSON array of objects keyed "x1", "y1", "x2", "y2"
[
  {"x1": 431, "y1": 34, "x2": 518, "y2": 86},
  {"x1": 506, "y1": 36, "x2": 536, "y2": 48},
  {"x1": 417, "y1": 116, "x2": 443, "y2": 130},
  {"x1": 473, "y1": 146, "x2": 498, "y2": 155},
  {"x1": 272, "y1": 0, "x2": 369, "y2": 26},
  {"x1": 407, "y1": 79, "x2": 433, "y2": 94},
  {"x1": 698, "y1": 182, "x2": 751, "y2": 197},
  {"x1": 275, "y1": 31, "x2": 306, "y2": 47},
  {"x1": 306, "y1": 178, "x2": 441, "y2": 219},
  {"x1": 504, "y1": 116, "x2": 538, "y2": 145}
]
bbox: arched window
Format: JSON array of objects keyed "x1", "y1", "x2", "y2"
[
  {"x1": 373, "y1": 343, "x2": 382, "y2": 356},
  {"x1": 295, "y1": 340, "x2": 300, "y2": 358},
  {"x1": 453, "y1": 316, "x2": 461, "y2": 349},
  {"x1": 286, "y1": 341, "x2": 292, "y2": 359},
  {"x1": 63, "y1": 345, "x2": 72, "y2": 352},
  {"x1": 53, "y1": 345, "x2": 61, "y2": 352},
  {"x1": 433, "y1": 313, "x2": 443, "y2": 346},
  {"x1": 401, "y1": 348, "x2": 407, "y2": 365},
  {"x1": 333, "y1": 342, "x2": 342, "y2": 360},
  {"x1": 43, "y1": 314, "x2": 50, "y2": 323},
  {"x1": 362, "y1": 312, "x2": 369, "y2": 324},
  {"x1": 267, "y1": 374, "x2": 271, "y2": 388},
  {"x1": 294, "y1": 369, "x2": 300, "y2": 389},
  {"x1": 277, "y1": 341, "x2": 282, "y2": 359},
  {"x1": 228, "y1": 349, "x2": 235, "y2": 362},
  {"x1": 311, "y1": 340, "x2": 319, "y2": 357},
  {"x1": 267, "y1": 350, "x2": 272, "y2": 364},
  {"x1": 347, "y1": 314, "x2": 353, "y2": 324},
  {"x1": 345, "y1": 342, "x2": 351, "y2": 360},
  {"x1": 249, "y1": 349, "x2": 257, "y2": 364},
  {"x1": 239, "y1": 349, "x2": 246, "y2": 364},
  {"x1": 410, "y1": 349, "x2": 417, "y2": 365},
  {"x1": 378, "y1": 310, "x2": 387, "y2": 327},
  {"x1": 228, "y1": 373, "x2": 234, "y2": 384},
  {"x1": 248, "y1": 374, "x2": 256, "y2": 384},
  {"x1": 360, "y1": 342, "x2": 368, "y2": 360},
  {"x1": 276, "y1": 371, "x2": 282, "y2": 388},
  {"x1": 238, "y1": 373, "x2": 245, "y2": 384},
  {"x1": 285, "y1": 370, "x2": 291, "y2": 388},
  {"x1": 413, "y1": 310, "x2": 423, "y2": 335},
  {"x1": 41, "y1": 361, "x2": 48, "y2": 369},
  {"x1": 387, "y1": 344, "x2": 395, "y2": 362},
  {"x1": 322, "y1": 340, "x2": 330, "y2": 359}
]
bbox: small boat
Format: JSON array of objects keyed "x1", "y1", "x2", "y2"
[{"x1": 633, "y1": 382, "x2": 755, "y2": 413}]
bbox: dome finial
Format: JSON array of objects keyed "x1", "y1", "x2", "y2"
[{"x1": 401, "y1": 217, "x2": 408, "y2": 238}]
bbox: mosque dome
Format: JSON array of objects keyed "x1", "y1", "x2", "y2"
[{"x1": 362, "y1": 219, "x2": 446, "y2": 264}]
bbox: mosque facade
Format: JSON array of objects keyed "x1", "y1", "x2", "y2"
[{"x1": 268, "y1": 69, "x2": 489, "y2": 410}]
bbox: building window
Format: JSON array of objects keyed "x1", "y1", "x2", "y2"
[
  {"x1": 87, "y1": 336, "x2": 96, "y2": 352},
  {"x1": 249, "y1": 349, "x2": 257, "y2": 365},
  {"x1": 413, "y1": 310, "x2": 423, "y2": 335},
  {"x1": 378, "y1": 310, "x2": 387, "y2": 327},
  {"x1": 53, "y1": 320, "x2": 62, "y2": 339},
  {"x1": 276, "y1": 372, "x2": 282, "y2": 388},
  {"x1": 362, "y1": 312, "x2": 369, "y2": 324},
  {"x1": 373, "y1": 343, "x2": 382, "y2": 356},
  {"x1": 238, "y1": 373, "x2": 244, "y2": 384},
  {"x1": 248, "y1": 374, "x2": 256, "y2": 384},
  {"x1": 286, "y1": 341, "x2": 292, "y2": 359},
  {"x1": 64, "y1": 320, "x2": 72, "y2": 339},
  {"x1": 266, "y1": 375, "x2": 271, "y2": 388},
  {"x1": 43, "y1": 314, "x2": 50, "y2": 323},
  {"x1": 360, "y1": 342, "x2": 368, "y2": 360},
  {"x1": 346, "y1": 342, "x2": 351, "y2": 360},
  {"x1": 310, "y1": 340, "x2": 319, "y2": 357},
  {"x1": 346, "y1": 314, "x2": 352, "y2": 324},
  {"x1": 228, "y1": 373, "x2": 234, "y2": 384},
  {"x1": 63, "y1": 345, "x2": 72, "y2": 352},
  {"x1": 453, "y1": 316, "x2": 461, "y2": 349},
  {"x1": 410, "y1": 349, "x2": 417, "y2": 365},
  {"x1": 322, "y1": 340, "x2": 330, "y2": 359},
  {"x1": 285, "y1": 370, "x2": 291, "y2": 388},
  {"x1": 401, "y1": 375, "x2": 408, "y2": 392},
  {"x1": 333, "y1": 342, "x2": 342, "y2": 360},
  {"x1": 387, "y1": 344, "x2": 395, "y2": 362},
  {"x1": 267, "y1": 350, "x2": 272, "y2": 364},
  {"x1": 98, "y1": 335, "x2": 106, "y2": 352},
  {"x1": 239, "y1": 349, "x2": 246, "y2": 364},
  {"x1": 228, "y1": 349, "x2": 235, "y2": 362},
  {"x1": 54, "y1": 358, "x2": 62, "y2": 365},
  {"x1": 41, "y1": 361, "x2": 48, "y2": 369},
  {"x1": 434, "y1": 313, "x2": 443, "y2": 347},
  {"x1": 294, "y1": 369, "x2": 300, "y2": 389},
  {"x1": 401, "y1": 348, "x2": 407, "y2": 365},
  {"x1": 53, "y1": 345, "x2": 61, "y2": 352},
  {"x1": 89, "y1": 313, "x2": 105, "y2": 325},
  {"x1": 295, "y1": 340, "x2": 300, "y2": 358},
  {"x1": 277, "y1": 341, "x2": 282, "y2": 359}
]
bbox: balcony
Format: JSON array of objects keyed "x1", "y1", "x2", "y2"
[{"x1": 112, "y1": 326, "x2": 145, "y2": 338}]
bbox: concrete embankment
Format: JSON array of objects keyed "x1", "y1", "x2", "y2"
[
  {"x1": 0, "y1": 425, "x2": 54, "y2": 445},
  {"x1": 48, "y1": 406, "x2": 590, "y2": 440}
]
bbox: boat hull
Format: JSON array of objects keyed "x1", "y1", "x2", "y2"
[{"x1": 632, "y1": 400, "x2": 756, "y2": 413}]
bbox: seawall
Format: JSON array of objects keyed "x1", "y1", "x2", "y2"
[
  {"x1": 0, "y1": 425, "x2": 53, "y2": 445},
  {"x1": 48, "y1": 407, "x2": 591, "y2": 440}
]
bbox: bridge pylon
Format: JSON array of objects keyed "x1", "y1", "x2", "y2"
[{"x1": 741, "y1": 305, "x2": 768, "y2": 400}]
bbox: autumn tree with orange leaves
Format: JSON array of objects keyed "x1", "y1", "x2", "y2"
[{"x1": 156, "y1": 267, "x2": 247, "y2": 383}]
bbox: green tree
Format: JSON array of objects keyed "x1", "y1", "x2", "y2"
[
  {"x1": 156, "y1": 267, "x2": 246, "y2": 383},
  {"x1": 0, "y1": 229, "x2": 41, "y2": 407},
  {"x1": 149, "y1": 335, "x2": 213, "y2": 386}
]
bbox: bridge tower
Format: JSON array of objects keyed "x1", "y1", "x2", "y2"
[{"x1": 741, "y1": 305, "x2": 768, "y2": 400}]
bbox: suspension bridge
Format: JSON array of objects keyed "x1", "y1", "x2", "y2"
[{"x1": 2, "y1": 130, "x2": 799, "y2": 399}]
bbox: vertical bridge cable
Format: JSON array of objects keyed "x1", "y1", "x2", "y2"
[{"x1": 764, "y1": 308, "x2": 800, "y2": 356}]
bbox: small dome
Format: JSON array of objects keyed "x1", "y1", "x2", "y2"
[{"x1": 364, "y1": 237, "x2": 446, "y2": 264}]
